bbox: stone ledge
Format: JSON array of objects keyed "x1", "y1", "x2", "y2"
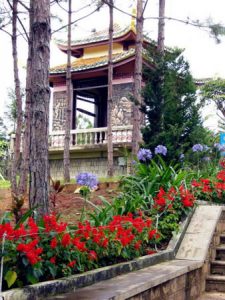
[{"x1": 45, "y1": 259, "x2": 203, "y2": 300}]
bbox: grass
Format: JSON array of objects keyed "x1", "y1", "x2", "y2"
[{"x1": 0, "y1": 179, "x2": 11, "y2": 189}]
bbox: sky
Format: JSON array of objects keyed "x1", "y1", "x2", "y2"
[{"x1": 0, "y1": 0, "x2": 225, "y2": 131}]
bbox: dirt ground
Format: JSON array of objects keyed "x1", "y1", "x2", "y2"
[{"x1": 0, "y1": 182, "x2": 120, "y2": 224}]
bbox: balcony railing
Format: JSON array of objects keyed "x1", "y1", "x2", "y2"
[{"x1": 49, "y1": 125, "x2": 133, "y2": 149}]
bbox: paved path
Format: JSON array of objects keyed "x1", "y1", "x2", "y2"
[{"x1": 198, "y1": 292, "x2": 225, "y2": 299}]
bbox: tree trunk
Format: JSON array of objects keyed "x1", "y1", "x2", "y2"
[
  {"x1": 10, "y1": 0, "x2": 23, "y2": 195},
  {"x1": 132, "y1": 0, "x2": 143, "y2": 157},
  {"x1": 157, "y1": 0, "x2": 165, "y2": 54},
  {"x1": 63, "y1": 0, "x2": 72, "y2": 183},
  {"x1": 29, "y1": 0, "x2": 51, "y2": 216},
  {"x1": 107, "y1": 0, "x2": 114, "y2": 177},
  {"x1": 157, "y1": 0, "x2": 166, "y2": 130},
  {"x1": 18, "y1": 20, "x2": 32, "y2": 196}
]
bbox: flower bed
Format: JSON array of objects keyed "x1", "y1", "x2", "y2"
[{"x1": 0, "y1": 214, "x2": 160, "y2": 291}]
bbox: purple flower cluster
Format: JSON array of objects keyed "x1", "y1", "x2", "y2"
[
  {"x1": 137, "y1": 148, "x2": 152, "y2": 162},
  {"x1": 76, "y1": 172, "x2": 98, "y2": 189},
  {"x1": 192, "y1": 144, "x2": 204, "y2": 152},
  {"x1": 154, "y1": 145, "x2": 167, "y2": 156},
  {"x1": 214, "y1": 143, "x2": 225, "y2": 152}
]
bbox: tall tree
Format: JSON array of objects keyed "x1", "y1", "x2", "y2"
[
  {"x1": 18, "y1": 0, "x2": 33, "y2": 197},
  {"x1": 107, "y1": 0, "x2": 114, "y2": 177},
  {"x1": 9, "y1": 0, "x2": 23, "y2": 196},
  {"x1": 132, "y1": 0, "x2": 143, "y2": 156},
  {"x1": 157, "y1": 0, "x2": 166, "y2": 129},
  {"x1": 63, "y1": 0, "x2": 72, "y2": 183},
  {"x1": 157, "y1": 0, "x2": 165, "y2": 54},
  {"x1": 141, "y1": 48, "x2": 204, "y2": 161},
  {"x1": 29, "y1": 0, "x2": 51, "y2": 216}
]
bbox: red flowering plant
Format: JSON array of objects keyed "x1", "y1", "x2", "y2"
[
  {"x1": 151, "y1": 184, "x2": 196, "y2": 241},
  {"x1": 191, "y1": 159, "x2": 225, "y2": 203},
  {"x1": 0, "y1": 213, "x2": 159, "y2": 291}
]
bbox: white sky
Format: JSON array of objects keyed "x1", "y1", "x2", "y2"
[{"x1": 0, "y1": 0, "x2": 225, "y2": 131}]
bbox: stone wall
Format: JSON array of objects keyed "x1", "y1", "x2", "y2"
[
  {"x1": 112, "y1": 83, "x2": 133, "y2": 126},
  {"x1": 49, "y1": 156, "x2": 128, "y2": 179},
  {"x1": 128, "y1": 268, "x2": 204, "y2": 300},
  {"x1": 52, "y1": 91, "x2": 67, "y2": 131}
]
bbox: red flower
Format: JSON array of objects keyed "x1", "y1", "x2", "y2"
[
  {"x1": 220, "y1": 159, "x2": 225, "y2": 169},
  {"x1": 88, "y1": 250, "x2": 97, "y2": 261},
  {"x1": 61, "y1": 233, "x2": 71, "y2": 247},
  {"x1": 134, "y1": 240, "x2": 142, "y2": 250},
  {"x1": 191, "y1": 180, "x2": 201, "y2": 187},
  {"x1": 50, "y1": 256, "x2": 56, "y2": 264},
  {"x1": 217, "y1": 170, "x2": 225, "y2": 181},
  {"x1": 148, "y1": 229, "x2": 157, "y2": 239},
  {"x1": 50, "y1": 237, "x2": 57, "y2": 249},
  {"x1": 101, "y1": 238, "x2": 109, "y2": 248},
  {"x1": 200, "y1": 178, "x2": 210, "y2": 184},
  {"x1": 146, "y1": 250, "x2": 156, "y2": 255},
  {"x1": 72, "y1": 237, "x2": 87, "y2": 252},
  {"x1": 67, "y1": 260, "x2": 76, "y2": 268}
]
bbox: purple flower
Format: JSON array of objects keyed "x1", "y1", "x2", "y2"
[
  {"x1": 192, "y1": 144, "x2": 204, "y2": 152},
  {"x1": 76, "y1": 172, "x2": 98, "y2": 189},
  {"x1": 137, "y1": 148, "x2": 152, "y2": 162},
  {"x1": 154, "y1": 145, "x2": 167, "y2": 156},
  {"x1": 214, "y1": 143, "x2": 225, "y2": 151},
  {"x1": 179, "y1": 153, "x2": 185, "y2": 160}
]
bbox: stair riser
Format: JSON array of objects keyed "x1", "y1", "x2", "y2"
[
  {"x1": 206, "y1": 280, "x2": 225, "y2": 292},
  {"x1": 216, "y1": 249, "x2": 225, "y2": 260},
  {"x1": 211, "y1": 265, "x2": 225, "y2": 275}
]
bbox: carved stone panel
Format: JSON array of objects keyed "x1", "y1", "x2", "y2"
[
  {"x1": 112, "y1": 83, "x2": 133, "y2": 127},
  {"x1": 52, "y1": 91, "x2": 67, "y2": 131}
]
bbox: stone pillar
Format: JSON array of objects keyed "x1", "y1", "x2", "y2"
[
  {"x1": 52, "y1": 91, "x2": 67, "y2": 131},
  {"x1": 112, "y1": 83, "x2": 133, "y2": 126}
]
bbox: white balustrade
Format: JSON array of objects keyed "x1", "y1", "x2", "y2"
[
  {"x1": 49, "y1": 125, "x2": 133, "y2": 149},
  {"x1": 10, "y1": 126, "x2": 133, "y2": 152}
]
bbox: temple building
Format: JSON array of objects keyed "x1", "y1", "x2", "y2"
[{"x1": 49, "y1": 19, "x2": 154, "y2": 178}]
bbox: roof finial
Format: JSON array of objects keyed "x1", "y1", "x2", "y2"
[{"x1": 131, "y1": 5, "x2": 137, "y2": 32}]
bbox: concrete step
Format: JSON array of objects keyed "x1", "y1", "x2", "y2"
[
  {"x1": 215, "y1": 246, "x2": 225, "y2": 260},
  {"x1": 211, "y1": 261, "x2": 225, "y2": 275},
  {"x1": 197, "y1": 292, "x2": 225, "y2": 299},
  {"x1": 220, "y1": 234, "x2": 225, "y2": 244},
  {"x1": 206, "y1": 275, "x2": 225, "y2": 292}
]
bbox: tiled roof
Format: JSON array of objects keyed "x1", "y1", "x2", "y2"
[
  {"x1": 50, "y1": 48, "x2": 136, "y2": 74},
  {"x1": 56, "y1": 24, "x2": 134, "y2": 47}
]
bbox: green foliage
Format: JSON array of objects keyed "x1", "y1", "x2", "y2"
[
  {"x1": 88, "y1": 157, "x2": 196, "y2": 243},
  {"x1": 141, "y1": 47, "x2": 205, "y2": 162},
  {"x1": 117, "y1": 156, "x2": 192, "y2": 212},
  {"x1": 0, "y1": 179, "x2": 10, "y2": 188}
]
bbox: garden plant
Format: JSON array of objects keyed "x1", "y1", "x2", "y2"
[{"x1": 1, "y1": 143, "x2": 225, "y2": 291}]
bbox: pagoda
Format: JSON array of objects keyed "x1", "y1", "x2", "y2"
[{"x1": 49, "y1": 19, "x2": 154, "y2": 178}]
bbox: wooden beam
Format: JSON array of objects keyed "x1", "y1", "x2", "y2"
[{"x1": 76, "y1": 107, "x2": 96, "y2": 117}]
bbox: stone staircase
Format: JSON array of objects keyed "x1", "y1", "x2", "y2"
[{"x1": 206, "y1": 221, "x2": 225, "y2": 293}]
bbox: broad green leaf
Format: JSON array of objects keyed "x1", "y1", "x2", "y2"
[{"x1": 4, "y1": 270, "x2": 17, "y2": 288}]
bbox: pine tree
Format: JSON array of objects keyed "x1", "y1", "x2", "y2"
[{"x1": 142, "y1": 47, "x2": 204, "y2": 161}]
